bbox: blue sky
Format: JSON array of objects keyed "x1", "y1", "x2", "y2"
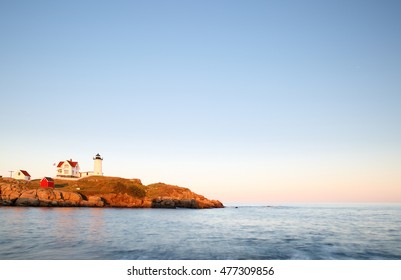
[{"x1": 1, "y1": 0, "x2": 400, "y2": 203}]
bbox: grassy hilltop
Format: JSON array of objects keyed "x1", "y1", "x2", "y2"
[{"x1": 28, "y1": 176, "x2": 147, "y2": 197}]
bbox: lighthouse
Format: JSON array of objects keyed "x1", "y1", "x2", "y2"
[{"x1": 93, "y1": 153, "x2": 103, "y2": 176}]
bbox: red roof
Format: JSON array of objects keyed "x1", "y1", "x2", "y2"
[
  {"x1": 42, "y1": 177, "x2": 54, "y2": 182},
  {"x1": 57, "y1": 160, "x2": 78, "y2": 168},
  {"x1": 20, "y1": 170, "x2": 31, "y2": 177}
]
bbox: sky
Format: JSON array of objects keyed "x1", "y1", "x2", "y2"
[{"x1": 1, "y1": 0, "x2": 400, "y2": 204}]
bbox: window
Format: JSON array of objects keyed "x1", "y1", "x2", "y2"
[{"x1": 64, "y1": 170, "x2": 69, "y2": 174}]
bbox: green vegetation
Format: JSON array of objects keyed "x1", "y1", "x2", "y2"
[
  {"x1": 26, "y1": 176, "x2": 146, "y2": 198},
  {"x1": 113, "y1": 182, "x2": 146, "y2": 198},
  {"x1": 145, "y1": 182, "x2": 192, "y2": 199}
]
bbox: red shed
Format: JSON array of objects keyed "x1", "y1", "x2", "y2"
[{"x1": 40, "y1": 177, "x2": 55, "y2": 188}]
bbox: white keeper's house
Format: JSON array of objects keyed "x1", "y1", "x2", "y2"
[
  {"x1": 13, "y1": 170, "x2": 31, "y2": 181},
  {"x1": 56, "y1": 159, "x2": 80, "y2": 178},
  {"x1": 56, "y1": 154, "x2": 103, "y2": 179}
]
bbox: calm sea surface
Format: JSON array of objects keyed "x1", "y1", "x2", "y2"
[{"x1": 1, "y1": 204, "x2": 400, "y2": 260}]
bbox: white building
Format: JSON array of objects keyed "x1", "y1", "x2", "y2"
[
  {"x1": 93, "y1": 153, "x2": 103, "y2": 175},
  {"x1": 13, "y1": 170, "x2": 31, "y2": 181},
  {"x1": 56, "y1": 154, "x2": 104, "y2": 179},
  {"x1": 56, "y1": 159, "x2": 80, "y2": 178},
  {"x1": 80, "y1": 153, "x2": 104, "y2": 178}
]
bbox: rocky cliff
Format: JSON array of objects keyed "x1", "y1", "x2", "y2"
[{"x1": 0, "y1": 177, "x2": 223, "y2": 209}]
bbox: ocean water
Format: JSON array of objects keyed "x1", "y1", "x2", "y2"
[{"x1": 0, "y1": 204, "x2": 400, "y2": 260}]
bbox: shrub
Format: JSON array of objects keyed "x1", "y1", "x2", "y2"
[{"x1": 114, "y1": 182, "x2": 146, "y2": 198}]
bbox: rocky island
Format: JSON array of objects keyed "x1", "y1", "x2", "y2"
[{"x1": 0, "y1": 176, "x2": 223, "y2": 209}]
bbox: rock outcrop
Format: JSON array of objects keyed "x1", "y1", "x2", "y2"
[
  {"x1": 151, "y1": 198, "x2": 223, "y2": 209},
  {"x1": 0, "y1": 180, "x2": 105, "y2": 207},
  {"x1": 0, "y1": 178, "x2": 223, "y2": 209}
]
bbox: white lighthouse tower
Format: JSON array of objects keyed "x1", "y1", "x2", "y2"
[{"x1": 93, "y1": 153, "x2": 103, "y2": 176}]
